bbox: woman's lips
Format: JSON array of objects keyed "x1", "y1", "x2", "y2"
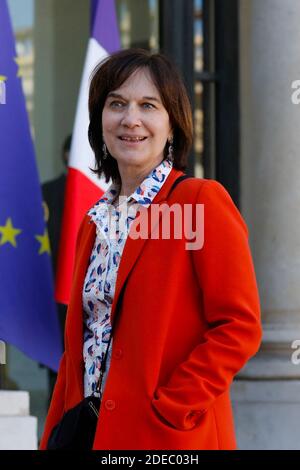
[{"x1": 118, "y1": 136, "x2": 148, "y2": 145}]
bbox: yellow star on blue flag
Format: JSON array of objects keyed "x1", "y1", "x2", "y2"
[
  {"x1": 35, "y1": 229, "x2": 51, "y2": 255},
  {"x1": 0, "y1": 217, "x2": 22, "y2": 247}
]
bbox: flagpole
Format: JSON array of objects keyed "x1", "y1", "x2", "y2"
[{"x1": 0, "y1": 341, "x2": 6, "y2": 389}]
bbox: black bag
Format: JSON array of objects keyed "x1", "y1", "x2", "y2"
[
  {"x1": 47, "y1": 337, "x2": 111, "y2": 450},
  {"x1": 47, "y1": 395, "x2": 100, "y2": 450}
]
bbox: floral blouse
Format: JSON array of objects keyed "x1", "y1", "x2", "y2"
[{"x1": 82, "y1": 157, "x2": 173, "y2": 398}]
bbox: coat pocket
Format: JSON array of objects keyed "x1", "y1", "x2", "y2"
[{"x1": 149, "y1": 399, "x2": 219, "y2": 450}]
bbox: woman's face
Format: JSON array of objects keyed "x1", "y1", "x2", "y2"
[{"x1": 102, "y1": 68, "x2": 172, "y2": 173}]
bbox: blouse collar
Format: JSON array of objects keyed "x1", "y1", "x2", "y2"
[{"x1": 88, "y1": 157, "x2": 173, "y2": 219}]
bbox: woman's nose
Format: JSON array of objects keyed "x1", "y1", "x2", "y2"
[{"x1": 120, "y1": 105, "x2": 141, "y2": 127}]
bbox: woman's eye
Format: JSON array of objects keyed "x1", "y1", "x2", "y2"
[
  {"x1": 108, "y1": 101, "x2": 155, "y2": 109},
  {"x1": 109, "y1": 101, "x2": 124, "y2": 108},
  {"x1": 143, "y1": 103, "x2": 155, "y2": 109}
]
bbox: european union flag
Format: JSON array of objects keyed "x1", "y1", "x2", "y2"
[{"x1": 0, "y1": 0, "x2": 62, "y2": 370}]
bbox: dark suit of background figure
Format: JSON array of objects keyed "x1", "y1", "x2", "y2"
[{"x1": 41, "y1": 135, "x2": 71, "y2": 404}]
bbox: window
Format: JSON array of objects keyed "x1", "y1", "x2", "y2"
[
  {"x1": 160, "y1": 0, "x2": 240, "y2": 204},
  {"x1": 116, "y1": 0, "x2": 159, "y2": 51}
]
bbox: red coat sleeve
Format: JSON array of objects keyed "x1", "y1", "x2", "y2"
[
  {"x1": 39, "y1": 215, "x2": 89, "y2": 449},
  {"x1": 152, "y1": 180, "x2": 262, "y2": 431},
  {"x1": 39, "y1": 352, "x2": 66, "y2": 449}
]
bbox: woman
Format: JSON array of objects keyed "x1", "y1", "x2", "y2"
[{"x1": 40, "y1": 48, "x2": 262, "y2": 450}]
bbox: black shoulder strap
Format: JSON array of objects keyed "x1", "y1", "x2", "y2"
[{"x1": 170, "y1": 174, "x2": 192, "y2": 194}]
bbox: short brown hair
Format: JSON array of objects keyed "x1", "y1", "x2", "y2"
[{"x1": 88, "y1": 48, "x2": 193, "y2": 184}]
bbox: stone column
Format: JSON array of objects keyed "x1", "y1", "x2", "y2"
[
  {"x1": 231, "y1": 0, "x2": 300, "y2": 449},
  {"x1": 128, "y1": 0, "x2": 151, "y2": 48},
  {"x1": 34, "y1": 0, "x2": 89, "y2": 182}
]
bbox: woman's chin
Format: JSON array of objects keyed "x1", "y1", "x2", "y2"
[{"x1": 115, "y1": 154, "x2": 148, "y2": 166}]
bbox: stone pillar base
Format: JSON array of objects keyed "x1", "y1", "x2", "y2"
[
  {"x1": 0, "y1": 391, "x2": 37, "y2": 450},
  {"x1": 231, "y1": 380, "x2": 300, "y2": 450}
]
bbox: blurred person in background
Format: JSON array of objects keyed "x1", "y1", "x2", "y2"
[{"x1": 41, "y1": 135, "x2": 71, "y2": 403}]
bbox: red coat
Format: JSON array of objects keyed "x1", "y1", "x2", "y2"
[{"x1": 40, "y1": 168, "x2": 262, "y2": 450}]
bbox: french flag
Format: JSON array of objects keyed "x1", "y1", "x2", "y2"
[{"x1": 55, "y1": 0, "x2": 120, "y2": 304}]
